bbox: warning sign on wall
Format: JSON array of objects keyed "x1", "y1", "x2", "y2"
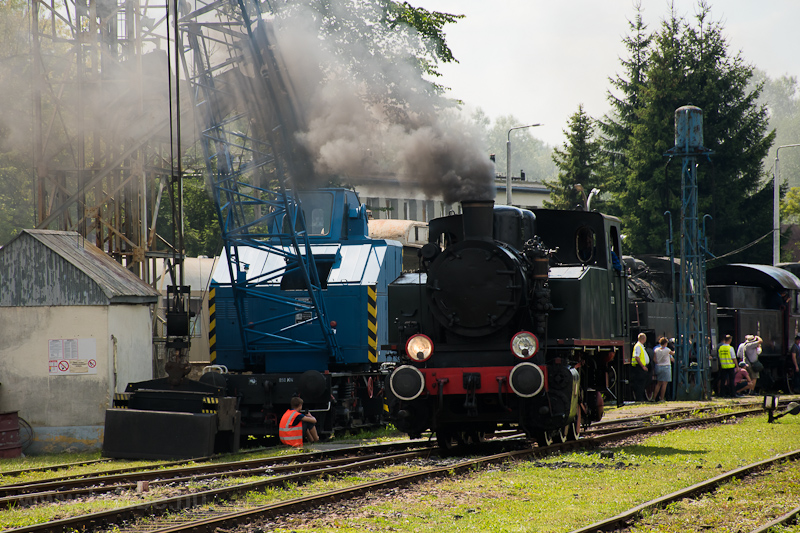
[{"x1": 48, "y1": 338, "x2": 97, "y2": 376}]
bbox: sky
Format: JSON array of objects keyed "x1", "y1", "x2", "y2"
[{"x1": 413, "y1": 0, "x2": 800, "y2": 147}]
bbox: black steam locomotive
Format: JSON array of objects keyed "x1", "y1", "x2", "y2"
[
  {"x1": 385, "y1": 201, "x2": 627, "y2": 447},
  {"x1": 628, "y1": 256, "x2": 800, "y2": 395}
]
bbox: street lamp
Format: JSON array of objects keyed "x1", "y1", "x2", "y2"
[
  {"x1": 773, "y1": 144, "x2": 800, "y2": 265},
  {"x1": 506, "y1": 124, "x2": 542, "y2": 205}
]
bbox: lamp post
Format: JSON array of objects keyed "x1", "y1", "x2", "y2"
[
  {"x1": 774, "y1": 144, "x2": 800, "y2": 265},
  {"x1": 506, "y1": 124, "x2": 542, "y2": 205}
]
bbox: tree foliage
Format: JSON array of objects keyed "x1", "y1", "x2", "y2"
[
  {"x1": 0, "y1": 0, "x2": 35, "y2": 245},
  {"x1": 546, "y1": 104, "x2": 604, "y2": 210},
  {"x1": 600, "y1": 2, "x2": 775, "y2": 262},
  {"x1": 756, "y1": 71, "x2": 800, "y2": 189},
  {"x1": 273, "y1": 0, "x2": 462, "y2": 107}
]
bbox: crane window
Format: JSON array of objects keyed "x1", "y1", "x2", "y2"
[{"x1": 295, "y1": 192, "x2": 333, "y2": 236}]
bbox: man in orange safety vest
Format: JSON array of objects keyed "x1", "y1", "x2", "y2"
[{"x1": 279, "y1": 396, "x2": 319, "y2": 447}]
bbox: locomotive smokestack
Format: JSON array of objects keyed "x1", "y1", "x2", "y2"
[{"x1": 461, "y1": 200, "x2": 495, "y2": 241}]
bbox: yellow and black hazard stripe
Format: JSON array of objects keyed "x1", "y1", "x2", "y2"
[
  {"x1": 367, "y1": 285, "x2": 378, "y2": 363},
  {"x1": 113, "y1": 392, "x2": 131, "y2": 409},
  {"x1": 208, "y1": 287, "x2": 216, "y2": 364},
  {"x1": 202, "y1": 396, "x2": 219, "y2": 414}
]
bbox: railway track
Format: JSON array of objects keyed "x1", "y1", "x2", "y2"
[
  {"x1": 0, "y1": 440, "x2": 433, "y2": 507},
  {"x1": 568, "y1": 449, "x2": 800, "y2": 533},
  {"x1": 1, "y1": 405, "x2": 765, "y2": 533}
]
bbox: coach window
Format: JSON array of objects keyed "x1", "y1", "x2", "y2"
[{"x1": 576, "y1": 226, "x2": 595, "y2": 263}]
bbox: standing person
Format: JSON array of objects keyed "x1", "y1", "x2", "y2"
[
  {"x1": 718, "y1": 335, "x2": 737, "y2": 398},
  {"x1": 736, "y1": 336, "x2": 750, "y2": 365},
  {"x1": 709, "y1": 339, "x2": 721, "y2": 396},
  {"x1": 279, "y1": 396, "x2": 319, "y2": 448},
  {"x1": 742, "y1": 335, "x2": 763, "y2": 386},
  {"x1": 790, "y1": 335, "x2": 800, "y2": 392},
  {"x1": 653, "y1": 337, "x2": 675, "y2": 402},
  {"x1": 630, "y1": 332, "x2": 650, "y2": 402}
]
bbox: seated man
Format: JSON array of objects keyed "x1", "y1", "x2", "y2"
[
  {"x1": 279, "y1": 396, "x2": 319, "y2": 447},
  {"x1": 734, "y1": 362, "x2": 755, "y2": 396}
]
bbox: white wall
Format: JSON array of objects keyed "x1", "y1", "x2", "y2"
[
  {"x1": 108, "y1": 304, "x2": 155, "y2": 392},
  {"x1": 0, "y1": 304, "x2": 155, "y2": 453},
  {"x1": 0, "y1": 306, "x2": 110, "y2": 427}
]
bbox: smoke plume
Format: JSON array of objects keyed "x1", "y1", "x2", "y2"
[{"x1": 269, "y1": 0, "x2": 495, "y2": 204}]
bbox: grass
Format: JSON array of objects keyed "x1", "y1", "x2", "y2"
[
  {"x1": 2, "y1": 413, "x2": 797, "y2": 532},
  {"x1": 257, "y1": 414, "x2": 800, "y2": 532}
]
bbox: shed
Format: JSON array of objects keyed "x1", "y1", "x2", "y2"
[{"x1": 0, "y1": 230, "x2": 159, "y2": 453}]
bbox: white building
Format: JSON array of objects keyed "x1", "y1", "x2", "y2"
[
  {"x1": 357, "y1": 177, "x2": 550, "y2": 222},
  {"x1": 0, "y1": 230, "x2": 159, "y2": 453}
]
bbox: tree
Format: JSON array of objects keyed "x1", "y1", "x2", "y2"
[
  {"x1": 601, "y1": 2, "x2": 775, "y2": 261},
  {"x1": 546, "y1": 105, "x2": 604, "y2": 210},
  {"x1": 274, "y1": 0, "x2": 462, "y2": 113},
  {"x1": 0, "y1": 0, "x2": 36, "y2": 244},
  {"x1": 755, "y1": 71, "x2": 800, "y2": 188},
  {"x1": 599, "y1": 3, "x2": 652, "y2": 221}
]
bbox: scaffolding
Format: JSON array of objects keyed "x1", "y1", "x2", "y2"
[
  {"x1": 29, "y1": 0, "x2": 188, "y2": 282},
  {"x1": 29, "y1": 0, "x2": 194, "y2": 370}
]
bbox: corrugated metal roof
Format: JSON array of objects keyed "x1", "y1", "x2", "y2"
[
  {"x1": 707, "y1": 263, "x2": 800, "y2": 291},
  {"x1": 0, "y1": 229, "x2": 159, "y2": 306}
]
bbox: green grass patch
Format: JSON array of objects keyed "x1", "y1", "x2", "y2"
[
  {"x1": 266, "y1": 414, "x2": 800, "y2": 532},
  {"x1": 3, "y1": 413, "x2": 797, "y2": 532}
]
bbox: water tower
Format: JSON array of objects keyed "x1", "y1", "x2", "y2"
[{"x1": 665, "y1": 105, "x2": 713, "y2": 400}]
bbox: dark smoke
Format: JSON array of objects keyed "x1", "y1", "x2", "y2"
[{"x1": 269, "y1": 0, "x2": 496, "y2": 204}]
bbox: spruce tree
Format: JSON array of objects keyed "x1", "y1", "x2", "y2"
[
  {"x1": 602, "y1": 2, "x2": 774, "y2": 260},
  {"x1": 599, "y1": 4, "x2": 651, "y2": 220},
  {"x1": 546, "y1": 104, "x2": 603, "y2": 210}
]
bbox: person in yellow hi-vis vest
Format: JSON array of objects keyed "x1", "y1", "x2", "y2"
[
  {"x1": 630, "y1": 332, "x2": 650, "y2": 402},
  {"x1": 717, "y1": 334, "x2": 737, "y2": 398}
]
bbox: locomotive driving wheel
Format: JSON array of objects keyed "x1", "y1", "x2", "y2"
[
  {"x1": 535, "y1": 430, "x2": 554, "y2": 447},
  {"x1": 436, "y1": 427, "x2": 464, "y2": 452},
  {"x1": 566, "y1": 420, "x2": 580, "y2": 441},
  {"x1": 437, "y1": 428, "x2": 485, "y2": 453},
  {"x1": 567, "y1": 408, "x2": 581, "y2": 441}
]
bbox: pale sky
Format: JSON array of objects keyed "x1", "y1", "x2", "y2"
[{"x1": 414, "y1": 0, "x2": 800, "y2": 147}]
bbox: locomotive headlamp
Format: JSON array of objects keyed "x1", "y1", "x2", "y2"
[
  {"x1": 510, "y1": 331, "x2": 539, "y2": 360},
  {"x1": 406, "y1": 334, "x2": 434, "y2": 362}
]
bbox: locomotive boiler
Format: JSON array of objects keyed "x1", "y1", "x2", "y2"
[{"x1": 385, "y1": 201, "x2": 626, "y2": 448}]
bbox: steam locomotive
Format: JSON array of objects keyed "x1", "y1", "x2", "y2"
[
  {"x1": 628, "y1": 256, "x2": 800, "y2": 396},
  {"x1": 385, "y1": 200, "x2": 626, "y2": 447}
]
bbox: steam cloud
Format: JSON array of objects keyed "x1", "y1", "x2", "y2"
[{"x1": 269, "y1": 1, "x2": 496, "y2": 204}]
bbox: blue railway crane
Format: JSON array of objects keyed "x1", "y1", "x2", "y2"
[
  {"x1": 103, "y1": 0, "x2": 402, "y2": 459},
  {"x1": 178, "y1": 0, "x2": 340, "y2": 363}
]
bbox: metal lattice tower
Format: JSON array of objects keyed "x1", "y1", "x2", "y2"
[
  {"x1": 178, "y1": 0, "x2": 341, "y2": 361},
  {"x1": 30, "y1": 0, "x2": 186, "y2": 282},
  {"x1": 666, "y1": 106, "x2": 712, "y2": 400}
]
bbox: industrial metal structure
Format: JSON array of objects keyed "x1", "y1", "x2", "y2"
[
  {"x1": 178, "y1": 0, "x2": 340, "y2": 363},
  {"x1": 664, "y1": 106, "x2": 712, "y2": 399},
  {"x1": 29, "y1": 0, "x2": 193, "y2": 371},
  {"x1": 30, "y1": 0, "x2": 185, "y2": 279}
]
